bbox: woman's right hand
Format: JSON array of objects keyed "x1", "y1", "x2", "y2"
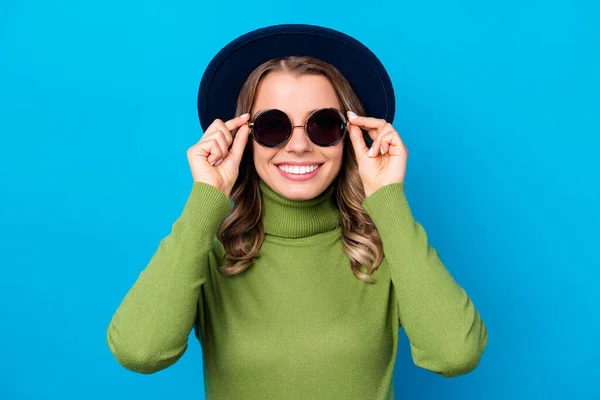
[{"x1": 187, "y1": 114, "x2": 251, "y2": 197}]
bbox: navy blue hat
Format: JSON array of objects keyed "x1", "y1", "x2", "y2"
[{"x1": 197, "y1": 24, "x2": 395, "y2": 132}]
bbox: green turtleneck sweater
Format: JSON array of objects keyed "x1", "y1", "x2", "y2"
[{"x1": 107, "y1": 179, "x2": 487, "y2": 399}]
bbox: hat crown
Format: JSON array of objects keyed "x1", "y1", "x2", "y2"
[{"x1": 197, "y1": 24, "x2": 395, "y2": 132}]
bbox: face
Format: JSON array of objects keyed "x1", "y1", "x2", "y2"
[{"x1": 250, "y1": 72, "x2": 345, "y2": 201}]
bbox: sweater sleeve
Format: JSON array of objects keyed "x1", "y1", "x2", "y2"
[
  {"x1": 362, "y1": 182, "x2": 488, "y2": 377},
  {"x1": 106, "y1": 182, "x2": 233, "y2": 374}
]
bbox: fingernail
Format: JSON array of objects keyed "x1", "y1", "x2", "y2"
[
  {"x1": 368, "y1": 147, "x2": 375, "y2": 157},
  {"x1": 347, "y1": 111, "x2": 358, "y2": 120},
  {"x1": 214, "y1": 159, "x2": 223, "y2": 166},
  {"x1": 380, "y1": 147, "x2": 384, "y2": 155},
  {"x1": 241, "y1": 113, "x2": 250, "y2": 119}
]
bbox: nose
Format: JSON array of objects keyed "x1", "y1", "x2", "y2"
[{"x1": 283, "y1": 125, "x2": 312, "y2": 153}]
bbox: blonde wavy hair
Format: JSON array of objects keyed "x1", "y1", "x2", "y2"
[{"x1": 216, "y1": 56, "x2": 384, "y2": 283}]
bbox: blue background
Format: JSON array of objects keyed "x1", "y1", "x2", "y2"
[{"x1": 1, "y1": 0, "x2": 598, "y2": 399}]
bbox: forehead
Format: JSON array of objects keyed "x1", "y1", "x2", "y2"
[{"x1": 251, "y1": 73, "x2": 341, "y2": 115}]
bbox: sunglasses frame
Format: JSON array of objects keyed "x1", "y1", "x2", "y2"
[{"x1": 247, "y1": 107, "x2": 348, "y2": 148}]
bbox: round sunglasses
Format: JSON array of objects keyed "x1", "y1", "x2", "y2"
[{"x1": 247, "y1": 108, "x2": 348, "y2": 148}]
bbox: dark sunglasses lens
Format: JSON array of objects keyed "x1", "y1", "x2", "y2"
[
  {"x1": 307, "y1": 109, "x2": 346, "y2": 146},
  {"x1": 254, "y1": 110, "x2": 291, "y2": 147}
]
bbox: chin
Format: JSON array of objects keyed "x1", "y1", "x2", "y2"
[
  {"x1": 272, "y1": 177, "x2": 327, "y2": 201},
  {"x1": 258, "y1": 163, "x2": 338, "y2": 201},
  {"x1": 282, "y1": 188, "x2": 321, "y2": 201}
]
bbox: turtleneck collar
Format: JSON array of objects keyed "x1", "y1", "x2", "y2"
[{"x1": 259, "y1": 179, "x2": 341, "y2": 239}]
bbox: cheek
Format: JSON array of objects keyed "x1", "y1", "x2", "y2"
[
  {"x1": 326, "y1": 145, "x2": 345, "y2": 173},
  {"x1": 252, "y1": 142, "x2": 278, "y2": 169},
  {"x1": 332, "y1": 143, "x2": 345, "y2": 163}
]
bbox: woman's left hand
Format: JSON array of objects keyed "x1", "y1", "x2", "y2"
[{"x1": 346, "y1": 111, "x2": 408, "y2": 197}]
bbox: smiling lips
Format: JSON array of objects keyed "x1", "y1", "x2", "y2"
[
  {"x1": 276, "y1": 163, "x2": 323, "y2": 180},
  {"x1": 277, "y1": 164, "x2": 321, "y2": 174}
]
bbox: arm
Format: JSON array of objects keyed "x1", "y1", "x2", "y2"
[
  {"x1": 362, "y1": 182, "x2": 488, "y2": 377},
  {"x1": 106, "y1": 182, "x2": 232, "y2": 374}
]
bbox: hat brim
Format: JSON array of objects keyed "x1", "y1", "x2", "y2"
[{"x1": 197, "y1": 24, "x2": 395, "y2": 133}]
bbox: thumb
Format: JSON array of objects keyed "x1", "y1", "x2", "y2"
[
  {"x1": 347, "y1": 123, "x2": 368, "y2": 158},
  {"x1": 229, "y1": 124, "x2": 251, "y2": 163}
]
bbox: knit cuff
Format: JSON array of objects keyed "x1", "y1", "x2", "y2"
[
  {"x1": 362, "y1": 182, "x2": 415, "y2": 235},
  {"x1": 180, "y1": 182, "x2": 233, "y2": 235}
]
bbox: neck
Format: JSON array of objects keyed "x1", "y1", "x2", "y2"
[{"x1": 259, "y1": 179, "x2": 341, "y2": 238}]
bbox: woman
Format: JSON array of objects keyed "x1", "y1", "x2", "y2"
[{"x1": 107, "y1": 24, "x2": 488, "y2": 399}]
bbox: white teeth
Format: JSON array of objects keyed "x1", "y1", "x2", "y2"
[{"x1": 278, "y1": 165, "x2": 320, "y2": 174}]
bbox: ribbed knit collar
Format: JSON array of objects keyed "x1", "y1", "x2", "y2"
[{"x1": 259, "y1": 179, "x2": 341, "y2": 238}]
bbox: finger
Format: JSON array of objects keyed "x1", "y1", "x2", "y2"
[
  {"x1": 211, "y1": 130, "x2": 230, "y2": 161},
  {"x1": 224, "y1": 113, "x2": 250, "y2": 132},
  {"x1": 212, "y1": 121, "x2": 234, "y2": 147},
  {"x1": 202, "y1": 119, "x2": 223, "y2": 138},
  {"x1": 378, "y1": 132, "x2": 392, "y2": 155},
  {"x1": 347, "y1": 123, "x2": 369, "y2": 158},
  {"x1": 229, "y1": 124, "x2": 251, "y2": 163},
  {"x1": 199, "y1": 131, "x2": 229, "y2": 164},
  {"x1": 367, "y1": 137, "x2": 380, "y2": 158},
  {"x1": 379, "y1": 131, "x2": 406, "y2": 156},
  {"x1": 381, "y1": 139, "x2": 389, "y2": 155},
  {"x1": 347, "y1": 112, "x2": 387, "y2": 131},
  {"x1": 379, "y1": 135, "x2": 390, "y2": 156},
  {"x1": 369, "y1": 133, "x2": 391, "y2": 158},
  {"x1": 196, "y1": 138, "x2": 223, "y2": 165}
]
